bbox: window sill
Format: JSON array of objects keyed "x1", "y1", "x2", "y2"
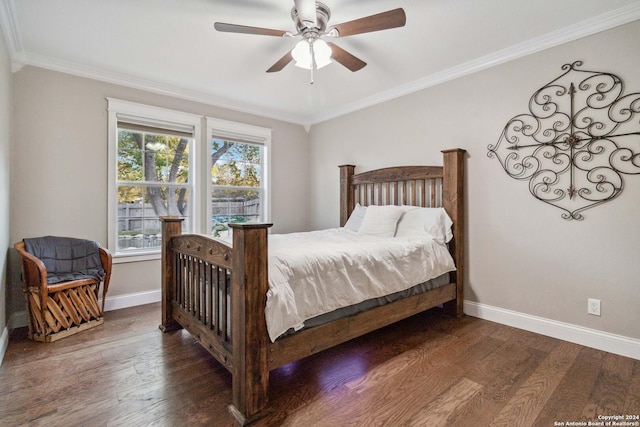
[{"x1": 113, "y1": 251, "x2": 161, "y2": 264}]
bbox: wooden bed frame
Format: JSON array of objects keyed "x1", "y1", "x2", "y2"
[{"x1": 159, "y1": 148, "x2": 465, "y2": 425}]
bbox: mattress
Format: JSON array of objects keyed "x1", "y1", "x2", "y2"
[{"x1": 265, "y1": 228, "x2": 456, "y2": 341}]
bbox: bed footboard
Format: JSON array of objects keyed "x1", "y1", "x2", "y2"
[
  {"x1": 160, "y1": 218, "x2": 273, "y2": 425},
  {"x1": 158, "y1": 148, "x2": 465, "y2": 426}
]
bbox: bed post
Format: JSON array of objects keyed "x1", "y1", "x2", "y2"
[
  {"x1": 339, "y1": 164, "x2": 356, "y2": 226},
  {"x1": 159, "y1": 216, "x2": 183, "y2": 332},
  {"x1": 228, "y1": 222, "x2": 273, "y2": 426},
  {"x1": 441, "y1": 149, "x2": 466, "y2": 317}
]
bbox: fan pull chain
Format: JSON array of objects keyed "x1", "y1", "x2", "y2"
[{"x1": 309, "y1": 41, "x2": 315, "y2": 84}]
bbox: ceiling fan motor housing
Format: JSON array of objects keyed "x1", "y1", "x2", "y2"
[{"x1": 292, "y1": 2, "x2": 331, "y2": 33}]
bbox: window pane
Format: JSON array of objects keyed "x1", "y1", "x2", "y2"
[
  {"x1": 211, "y1": 188, "x2": 261, "y2": 234},
  {"x1": 211, "y1": 139, "x2": 262, "y2": 188},
  {"x1": 146, "y1": 134, "x2": 190, "y2": 184},
  {"x1": 118, "y1": 129, "x2": 190, "y2": 184},
  {"x1": 117, "y1": 185, "x2": 189, "y2": 252},
  {"x1": 117, "y1": 130, "x2": 143, "y2": 182}
]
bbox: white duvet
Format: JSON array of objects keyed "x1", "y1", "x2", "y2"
[{"x1": 264, "y1": 228, "x2": 455, "y2": 342}]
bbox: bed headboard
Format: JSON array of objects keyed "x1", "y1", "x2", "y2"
[{"x1": 338, "y1": 148, "x2": 466, "y2": 315}]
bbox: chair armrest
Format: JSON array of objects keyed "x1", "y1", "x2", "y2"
[
  {"x1": 99, "y1": 247, "x2": 112, "y2": 295},
  {"x1": 14, "y1": 242, "x2": 49, "y2": 292},
  {"x1": 14, "y1": 241, "x2": 50, "y2": 311}
]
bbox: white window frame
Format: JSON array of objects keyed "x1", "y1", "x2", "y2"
[
  {"x1": 107, "y1": 98, "x2": 202, "y2": 263},
  {"x1": 206, "y1": 117, "x2": 272, "y2": 235}
]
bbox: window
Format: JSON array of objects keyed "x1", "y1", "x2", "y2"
[
  {"x1": 107, "y1": 101, "x2": 271, "y2": 261},
  {"x1": 207, "y1": 117, "x2": 271, "y2": 238},
  {"x1": 108, "y1": 99, "x2": 201, "y2": 260}
]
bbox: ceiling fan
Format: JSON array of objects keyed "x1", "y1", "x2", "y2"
[{"x1": 214, "y1": 0, "x2": 406, "y2": 83}]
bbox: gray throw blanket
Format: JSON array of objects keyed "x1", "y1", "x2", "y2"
[{"x1": 23, "y1": 236, "x2": 106, "y2": 284}]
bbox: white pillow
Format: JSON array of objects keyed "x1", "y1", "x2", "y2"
[
  {"x1": 395, "y1": 207, "x2": 454, "y2": 243},
  {"x1": 343, "y1": 203, "x2": 367, "y2": 231},
  {"x1": 358, "y1": 205, "x2": 404, "y2": 237}
]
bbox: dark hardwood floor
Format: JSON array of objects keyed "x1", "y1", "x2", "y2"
[{"x1": 1, "y1": 303, "x2": 638, "y2": 426}]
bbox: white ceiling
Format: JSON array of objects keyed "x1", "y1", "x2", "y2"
[{"x1": 2, "y1": 0, "x2": 640, "y2": 127}]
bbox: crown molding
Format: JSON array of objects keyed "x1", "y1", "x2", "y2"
[
  {"x1": 3, "y1": 1, "x2": 640, "y2": 129},
  {"x1": 0, "y1": 0, "x2": 23, "y2": 60},
  {"x1": 12, "y1": 52, "x2": 312, "y2": 127},
  {"x1": 309, "y1": 2, "x2": 640, "y2": 125}
]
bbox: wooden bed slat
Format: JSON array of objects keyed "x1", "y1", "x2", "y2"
[
  {"x1": 212, "y1": 266, "x2": 219, "y2": 334},
  {"x1": 207, "y1": 263, "x2": 212, "y2": 329},
  {"x1": 223, "y1": 268, "x2": 229, "y2": 341},
  {"x1": 393, "y1": 181, "x2": 399, "y2": 206},
  {"x1": 410, "y1": 180, "x2": 416, "y2": 205},
  {"x1": 430, "y1": 180, "x2": 437, "y2": 207}
]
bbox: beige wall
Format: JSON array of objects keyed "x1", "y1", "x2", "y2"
[
  {"x1": 0, "y1": 26, "x2": 11, "y2": 346},
  {"x1": 309, "y1": 21, "x2": 640, "y2": 341},
  {"x1": 9, "y1": 67, "x2": 310, "y2": 315}
]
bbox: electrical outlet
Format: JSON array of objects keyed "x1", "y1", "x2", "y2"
[{"x1": 588, "y1": 298, "x2": 601, "y2": 316}]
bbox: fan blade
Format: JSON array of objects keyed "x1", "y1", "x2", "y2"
[
  {"x1": 294, "y1": 0, "x2": 317, "y2": 28},
  {"x1": 214, "y1": 22, "x2": 288, "y2": 37},
  {"x1": 327, "y1": 42, "x2": 366, "y2": 72},
  {"x1": 330, "y1": 8, "x2": 406, "y2": 37},
  {"x1": 266, "y1": 50, "x2": 294, "y2": 73}
]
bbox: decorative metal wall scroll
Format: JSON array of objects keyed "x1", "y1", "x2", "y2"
[{"x1": 488, "y1": 61, "x2": 640, "y2": 220}]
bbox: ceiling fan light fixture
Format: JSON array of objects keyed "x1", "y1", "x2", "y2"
[{"x1": 292, "y1": 38, "x2": 332, "y2": 70}]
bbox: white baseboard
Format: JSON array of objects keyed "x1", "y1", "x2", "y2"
[
  {"x1": 464, "y1": 300, "x2": 640, "y2": 360},
  {"x1": 101, "y1": 289, "x2": 161, "y2": 312}
]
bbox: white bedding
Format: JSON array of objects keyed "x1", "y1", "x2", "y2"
[{"x1": 264, "y1": 228, "x2": 456, "y2": 342}]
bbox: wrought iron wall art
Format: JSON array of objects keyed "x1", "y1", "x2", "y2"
[{"x1": 488, "y1": 61, "x2": 640, "y2": 220}]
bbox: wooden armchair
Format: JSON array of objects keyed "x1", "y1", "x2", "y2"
[{"x1": 14, "y1": 236, "x2": 112, "y2": 342}]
